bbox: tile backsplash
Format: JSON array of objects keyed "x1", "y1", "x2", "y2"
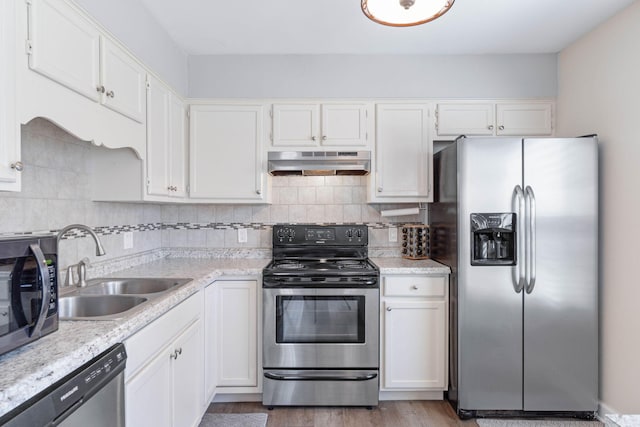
[{"x1": 0, "y1": 118, "x2": 425, "y2": 273}]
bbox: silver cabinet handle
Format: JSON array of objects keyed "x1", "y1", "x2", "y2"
[
  {"x1": 488, "y1": 125, "x2": 494, "y2": 130},
  {"x1": 411, "y1": 285, "x2": 418, "y2": 290},
  {"x1": 513, "y1": 185, "x2": 526, "y2": 293},
  {"x1": 256, "y1": 189, "x2": 262, "y2": 195},
  {"x1": 11, "y1": 161, "x2": 24, "y2": 171},
  {"x1": 499, "y1": 125, "x2": 505, "y2": 131},
  {"x1": 377, "y1": 187, "x2": 383, "y2": 192},
  {"x1": 170, "y1": 351, "x2": 177, "y2": 360},
  {"x1": 96, "y1": 85, "x2": 105, "y2": 93},
  {"x1": 322, "y1": 135, "x2": 327, "y2": 140},
  {"x1": 525, "y1": 186, "x2": 536, "y2": 294},
  {"x1": 311, "y1": 136, "x2": 316, "y2": 141},
  {"x1": 386, "y1": 307, "x2": 392, "y2": 312},
  {"x1": 106, "y1": 90, "x2": 115, "y2": 98}
]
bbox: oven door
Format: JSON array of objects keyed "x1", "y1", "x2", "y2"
[{"x1": 263, "y1": 287, "x2": 379, "y2": 369}]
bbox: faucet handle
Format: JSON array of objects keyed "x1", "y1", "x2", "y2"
[{"x1": 65, "y1": 265, "x2": 78, "y2": 287}]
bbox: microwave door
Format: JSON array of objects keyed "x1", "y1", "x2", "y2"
[{"x1": 10, "y1": 245, "x2": 51, "y2": 337}]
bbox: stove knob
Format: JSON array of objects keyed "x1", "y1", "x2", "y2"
[
  {"x1": 287, "y1": 229, "x2": 295, "y2": 239},
  {"x1": 346, "y1": 229, "x2": 353, "y2": 239},
  {"x1": 276, "y1": 229, "x2": 285, "y2": 239},
  {"x1": 356, "y1": 229, "x2": 363, "y2": 239}
]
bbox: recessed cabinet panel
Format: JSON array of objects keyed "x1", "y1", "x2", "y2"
[
  {"x1": 146, "y1": 76, "x2": 170, "y2": 197},
  {"x1": 190, "y1": 105, "x2": 264, "y2": 201},
  {"x1": 321, "y1": 104, "x2": 368, "y2": 146},
  {"x1": 374, "y1": 104, "x2": 430, "y2": 199},
  {"x1": 168, "y1": 95, "x2": 187, "y2": 197},
  {"x1": 272, "y1": 104, "x2": 319, "y2": 147},
  {"x1": 436, "y1": 104, "x2": 494, "y2": 136},
  {"x1": 497, "y1": 103, "x2": 552, "y2": 136},
  {"x1": 100, "y1": 38, "x2": 146, "y2": 123},
  {"x1": 0, "y1": 0, "x2": 20, "y2": 191},
  {"x1": 28, "y1": 0, "x2": 101, "y2": 102}
]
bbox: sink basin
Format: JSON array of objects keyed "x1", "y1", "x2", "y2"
[
  {"x1": 59, "y1": 295, "x2": 147, "y2": 320},
  {"x1": 81, "y1": 278, "x2": 192, "y2": 295}
]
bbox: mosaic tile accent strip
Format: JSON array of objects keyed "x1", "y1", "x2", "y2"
[{"x1": 44, "y1": 221, "x2": 412, "y2": 239}]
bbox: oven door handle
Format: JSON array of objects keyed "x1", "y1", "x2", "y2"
[{"x1": 264, "y1": 372, "x2": 378, "y2": 382}]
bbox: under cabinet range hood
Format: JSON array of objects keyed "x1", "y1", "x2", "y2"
[{"x1": 268, "y1": 151, "x2": 371, "y2": 176}]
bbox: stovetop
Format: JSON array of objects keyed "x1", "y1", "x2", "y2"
[{"x1": 264, "y1": 258, "x2": 379, "y2": 276}]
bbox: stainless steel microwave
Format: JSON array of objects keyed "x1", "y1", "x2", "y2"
[{"x1": 0, "y1": 235, "x2": 58, "y2": 356}]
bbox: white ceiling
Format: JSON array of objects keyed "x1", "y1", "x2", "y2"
[{"x1": 137, "y1": 0, "x2": 636, "y2": 56}]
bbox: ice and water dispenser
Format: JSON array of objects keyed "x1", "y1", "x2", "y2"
[{"x1": 470, "y1": 213, "x2": 516, "y2": 266}]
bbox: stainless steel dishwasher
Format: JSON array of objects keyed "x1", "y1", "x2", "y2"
[{"x1": 0, "y1": 343, "x2": 126, "y2": 427}]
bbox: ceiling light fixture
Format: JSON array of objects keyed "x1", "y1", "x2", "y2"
[{"x1": 361, "y1": 0, "x2": 455, "y2": 27}]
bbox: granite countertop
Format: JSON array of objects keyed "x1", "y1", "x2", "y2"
[
  {"x1": 0, "y1": 257, "x2": 269, "y2": 417},
  {"x1": 371, "y1": 257, "x2": 451, "y2": 274},
  {"x1": 0, "y1": 255, "x2": 450, "y2": 417}
]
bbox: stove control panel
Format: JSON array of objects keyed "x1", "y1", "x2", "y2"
[{"x1": 273, "y1": 224, "x2": 368, "y2": 245}]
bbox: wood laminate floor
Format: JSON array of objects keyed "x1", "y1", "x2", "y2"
[{"x1": 206, "y1": 401, "x2": 480, "y2": 427}]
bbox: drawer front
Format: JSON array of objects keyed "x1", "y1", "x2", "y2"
[{"x1": 383, "y1": 275, "x2": 446, "y2": 298}]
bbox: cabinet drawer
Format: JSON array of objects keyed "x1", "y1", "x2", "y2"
[{"x1": 383, "y1": 276, "x2": 446, "y2": 297}]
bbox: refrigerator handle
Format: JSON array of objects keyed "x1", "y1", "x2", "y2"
[
  {"x1": 513, "y1": 185, "x2": 526, "y2": 293},
  {"x1": 525, "y1": 186, "x2": 537, "y2": 294}
]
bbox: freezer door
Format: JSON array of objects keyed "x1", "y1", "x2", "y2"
[
  {"x1": 522, "y1": 137, "x2": 598, "y2": 411},
  {"x1": 457, "y1": 138, "x2": 524, "y2": 411}
]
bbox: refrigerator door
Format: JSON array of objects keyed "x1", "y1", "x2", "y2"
[
  {"x1": 522, "y1": 137, "x2": 598, "y2": 411},
  {"x1": 457, "y1": 138, "x2": 524, "y2": 411}
]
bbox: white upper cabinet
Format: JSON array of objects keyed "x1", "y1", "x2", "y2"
[
  {"x1": 0, "y1": 0, "x2": 21, "y2": 192},
  {"x1": 27, "y1": 0, "x2": 146, "y2": 123},
  {"x1": 436, "y1": 101, "x2": 553, "y2": 137},
  {"x1": 436, "y1": 103, "x2": 494, "y2": 136},
  {"x1": 496, "y1": 103, "x2": 553, "y2": 136},
  {"x1": 369, "y1": 104, "x2": 431, "y2": 203},
  {"x1": 146, "y1": 75, "x2": 187, "y2": 199},
  {"x1": 189, "y1": 104, "x2": 267, "y2": 202},
  {"x1": 271, "y1": 103, "x2": 370, "y2": 149},
  {"x1": 100, "y1": 37, "x2": 146, "y2": 123}
]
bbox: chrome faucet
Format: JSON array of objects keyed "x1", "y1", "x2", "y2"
[{"x1": 57, "y1": 224, "x2": 106, "y2": 287}]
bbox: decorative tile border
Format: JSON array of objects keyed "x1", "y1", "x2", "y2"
[{"x1": 1, "y1": 221, "x2": 412, "y2": 240}]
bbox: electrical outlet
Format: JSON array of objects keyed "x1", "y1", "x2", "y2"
[
  {"x1": 238, "y1": 228, "x2": 248, "y2": 243},
  {"x1": 388, "y1": 227, "x2": 398, "y2": 242},
  {"x1": 123, "y1": 232, "x2": 133, "y2": 249}
]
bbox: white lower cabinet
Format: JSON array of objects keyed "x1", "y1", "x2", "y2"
[
  {"x1": 124, "y1": 294, "x2": 204, "y2": 427},
  {"x1": 213, "y1": 280, "x2": 259, "y2": 389},
  {"x1": 381, "y1": 275, "x2": 448, "y2": 392}
]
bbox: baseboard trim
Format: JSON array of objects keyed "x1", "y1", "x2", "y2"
[
  {"x1": 379, "y1": 390, "x2": 444, "y2": 401},
  {"x1": 212, "y1": 393, "x2": 262, "y2": 403}
]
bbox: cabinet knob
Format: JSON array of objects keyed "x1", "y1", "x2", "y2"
[
  {"x1": 499, "y1": 125, "x2": 505, "y2": 130},
  {"x1": 256, "y1": 189, "x2": 262, "y2": 195},
  {"x1": 386, "y1": 307, "x2": 392, "y2": 312},
  {"x1": 10, "y1": 161, "x2": 24, "y2": 172},
  {"x1": 96, "y1": 85, "x2": 105, "y2": 93},
  {"x1": 106, "y1": 90, "x2": 115, "y2": 98},
  {"x1": 377, "y1": 187, "x2": 383, "y2": 192},
  {"x1": 322, "y1": 135, "x2": 327, "y2": 140},
  {"x1": 412, "y1": 285, "x2": 419, "y2": 290},
  {"x1": 488, "y1": 125, "x2": 494, "y2": 130},
  {"x1": 311, "y1": 136, "x2": 317, "y2": 141}
]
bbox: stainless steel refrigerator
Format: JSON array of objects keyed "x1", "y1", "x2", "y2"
[{"x1": 431, "y1": 136, "x2": 598, "y2": 419}]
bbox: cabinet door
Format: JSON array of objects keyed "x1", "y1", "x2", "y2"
[
  {"x1": 375, "y1": 104, "x2": 430, "y2": 198},
  {"x1": 436, "y1": 103, "x2": 494, "y2": 136},
  {"x1": 216, "y1": 280, "x2": 258, "y2": 387},
  {"x1": 189, "y1": 105, "x2": 264, "y2": 200},
  {"x1": 125, "y1": 347, "x2": 172, "y2": 427},
  {"x1": 172, "y1": 320, "x2": 204, "y2": 427},
  {"x1": 0, "y1": 0, "x2": 20, "y2": 191},
  {"x1": 383, "y1": 300, "x2": 446, "y2": 389},
  {"x1": 204, "y1": 284, "x2": 218, "y2": 403},
  {"x1": 27, "y1": 0, "x2": 101, "y2": 102},
  {"x1": 321, "y1": 104, "x2": 368, "y2": 146},
  {"x1": 146, "y1": 75, "x2": 170, "y2": 197},
  {"x1": 272, "y1": 104, "x2": 319, "y2": 147},
  {"x1": 100, "y1": 37, "x2": 146, "y2": 123},
  {"x1": 496, "y1": 103, "x2": 553, "y2": 136},
  {"x1": 168, "y1": 94, "x2": 187, "y2": 198}
]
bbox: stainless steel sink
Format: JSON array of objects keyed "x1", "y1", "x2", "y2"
[
  {"x1": 58, "y1": 295, "x2": 148, "y2": 320},
  {"x1": 80, "y1": 278, "x2": 192, "y2": 296}
]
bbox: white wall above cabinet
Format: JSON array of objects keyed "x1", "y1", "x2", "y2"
[
  {"x1": 271, "y1": 103, "x2": 370, "y2": 149},
  {"x1": 435, "y1": 101, "x2": 553, "y2": 137}
]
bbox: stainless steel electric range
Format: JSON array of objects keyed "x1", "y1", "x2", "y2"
[{"x1": 262, "y1": 224, "x2": 380, "y2": 408}]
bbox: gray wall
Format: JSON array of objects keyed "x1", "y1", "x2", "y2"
[
  {"x1": 188, "y1": 54, "x2": 558, "y2": 99},
  {"x1": 73, "y1": 0, "x2": 188, "y2": 95}
]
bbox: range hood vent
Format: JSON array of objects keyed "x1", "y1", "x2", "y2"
[{"x1": 268, "y1": 151, "x2": 371, "y2": 176}]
